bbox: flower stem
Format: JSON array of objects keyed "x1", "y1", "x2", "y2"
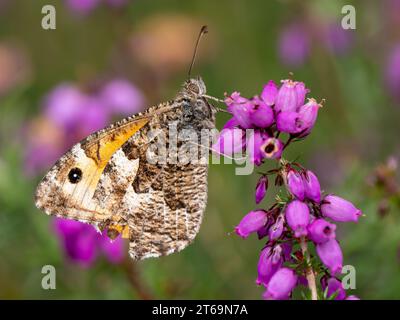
[{"x1": 300, "y1": 237, "x2": 318, "y2": 300}]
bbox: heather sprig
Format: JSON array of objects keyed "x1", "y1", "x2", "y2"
[{"x1": 215, "y1": 77, "x2": 361, "y2": 300}]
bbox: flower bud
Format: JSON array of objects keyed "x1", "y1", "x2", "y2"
[
  {"x1": 286, "y1": 169, "x2": 305, "y2": 200},
  {"x1": 307, "y1": 219, "x2": 336, "y2": 244},
  {"x1": 321, "y1": 195, "x2": 362, "y2": 222},
  {"x1": 263, "y1": 267, "x2": 298, "y2": 300},
  {"x1": 324, "y1": 277, "x2": 346, "y2": 300},
  {"x1": 316, "y1": 239, "x2": 343, "y2": 275},
  {"x1": 285, "y1": 200, "x2": 310, "y2": 237},
  {"x1": 296, "y1": 98, "x2": 321, "y2": 137},
  {"x1": 268, "y1": 214, "x2": 284, "y2": 240},
  {"x1": 256, "y1": 245, "x2": 283, "y2": 287},
  {"x1": 261, "y1": 80, "x2": 278, "y2": 106},
  {"x1": 235, "y1": 210, "x2": 268, "y2": 238},
  {"x1": 260, "y1": 137, "x2": 283, "y2": 159},
  {"x1": 255, "y1": 175, "x2": 268, "y2": 204},
  {"x1": 304, "y1": 170, "x2": 321, "y2": 203}
]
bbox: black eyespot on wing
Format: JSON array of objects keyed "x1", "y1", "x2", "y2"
[{"x1": 68, "y1": 167, "x2": 82, "y2": 184}]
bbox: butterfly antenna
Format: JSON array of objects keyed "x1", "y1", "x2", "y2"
[{"x1": 188, "y1": 25, "x2": 208, "y2": 78}]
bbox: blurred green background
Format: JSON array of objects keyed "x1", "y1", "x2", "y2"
[{"x1": 1, "y1": 0, "x2": 400, "y2": 299}]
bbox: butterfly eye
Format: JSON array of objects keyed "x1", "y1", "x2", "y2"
[{"x1": 68, "y1": 167, "x2": 82, "y2": 184}]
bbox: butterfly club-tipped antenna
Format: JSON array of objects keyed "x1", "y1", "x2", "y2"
[{"x1": 188, "y1": 25, "x2": 208, "y2": 78}]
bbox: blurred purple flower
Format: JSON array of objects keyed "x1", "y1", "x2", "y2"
[
  {"x1": 65, "y1": 0, "x2": 101, "y2": 14},
  {"x1": 100, "y1": 79, "x2": 145, "y2": 116},
  {"x1": 53, "y1": 218, "x2": 124, "y2": 267},
  {"x1": 385, "y1": 45, "x2": 400, "y2": 101},
  {"x1": 323, "y1": 23, "x2": 353, "y2": 55},
  {"x1": 278, "y1": 23, "x2": 310, "y2": 67}
]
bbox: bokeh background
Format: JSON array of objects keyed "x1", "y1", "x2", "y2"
[{"x1": 1, "y1": 0, "x2": 400, "y2": 299}]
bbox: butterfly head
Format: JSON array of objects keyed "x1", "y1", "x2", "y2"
[{"x1": 182, "y1": 77, "x2": 207, "y2": 96}]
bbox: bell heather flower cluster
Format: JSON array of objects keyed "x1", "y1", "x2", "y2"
[{"x1": 214, "y1": 78, "x2": 362, "y2": 300}]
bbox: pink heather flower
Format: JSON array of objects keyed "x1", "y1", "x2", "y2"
[
  {"x1": 296, "y1": 99, "x2": 321, "y2": 137},
  {"x1": 276, "y1": 111, "x2": 302, "y2": 134},
  {"x1": 212, "y1": 128, "x2": 244, "y2": 157},
  {"x1": 324, "y1": 277, "x2": 346, "y2": 300},
  {"x1": 256, "y1": 245, "x2": 283, "y2": 287},
  {"x1": 247, "y1": 130, "x2": 267, "y2": 166},
  {"x1": 307, "y1": 219, "x2": 336, "y2": 244},
  {"x1": 235, "y1": 210, "x2": 268, "y2": 238},
  {"x1": 100, "y1": 79, "x2": 145, "y2": 116},
  {"x1": 225, "y1": 92, "x2": 253, "y2": 129},
  {"x1": 53, "y1": 218, "x2": 124, "y2": 267},
  {"x1": 278, "y1": 23, "x2": 310, "y2": 67},
  {"x1": 268, "y1": 214, "x2": 284, "y2": 240},
  {"x1": 316, "y1": 239, "x2": 343, "y2": 275},
  {"x1": 346, "y1": 295, "x2": 360, "y2": 300},
  {"x1": 260, "y1": 80, "x2": 278, "y2": 106},
  {"x1": 260, "y1": 137, "x2": 283, "y2": 159},
  {"x1": 385, "y1": 45, "x2": 400, "y2": 101},
  {"x1": 275, "y1": 80, "x2": 309, "y2": 113},
  {"x1": 285, "y1": 200, "x2": 310, "y2": 237},
  {"x1": 222, "y1": 117, "x2": 240, "y2": 129},
  {"x1": 321, "y1": 195, "x2": 362, "y2": 222},
  {"x1": 304, "y1": 170, "x2": 321, "y2": 203},
  {"x1": 249, "y1": 97, "x2": 274, "y2": 128},
  {"x1": 286, "y1": 169, "x2": 305, "y2": 201},
  {"x1": 255, "y1": 175, "x2": 268, "y2": 204},
  {"x1": 263, "y1": 267, "x2": 298, "y2": 300}
]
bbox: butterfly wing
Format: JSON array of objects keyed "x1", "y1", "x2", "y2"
[{"x1": 34, "y1": 113, "x2": 151, "y2": 225}]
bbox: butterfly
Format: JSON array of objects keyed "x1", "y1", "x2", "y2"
[{"x1": 35, "y1": 27, "x2": 221, "y2": 260}]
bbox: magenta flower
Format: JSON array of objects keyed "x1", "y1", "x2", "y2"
[
  {"x1": 263, "y1": 267, "x2": 298, "y2": 300},
  {"x1": 261, "y1": 137, "x2": 283, "y2": 159},
  {"x1": 346, "y1": 295, "x2": 360, "y2": 300},
  {"x1": 316, "y1": 239, "x2": 343, "y2": 275},
  {"x1": 321, "y1": 195, "x2": 362, "y2": 222},
  {"x1": 247, "y1": 130, "x2": 267, "y2": 165},
  {"x1": 296, "y1": 99, "x2": 321, "y2": 137},
  {"x1": 255, "y1": 175, "x2": 268, "y2": 204},
  {"x1": 235, "y1": 210, "x2": 268, "y2": 239},
  {"x1": 307, "y1": 219, "x2": 336, "y2": 244},
  {"x1": 212, "y1": 128, "x2": 244, "y2": 157},
  {"x1": 275, "y1": 80, "x2": 308, "y2": 113},
  {"x1": 286, "y1": 169, "x2": 306, "y2": 200},
  {"x1": 256, "y1": 245, "x2": 283, "y2": 287},
  {"x1": 324, "y1": 277, "x2": 346, "y2": 300},
  {"x1": 276, "y1": 111, "x2": 302, "y2": 134},
  {"x1": 323, "y1": 23, "x2": 353, "y2": 56},
  {"x1": 53, "y1": 218, "x2": 124, "y2": 267},
  {"x1": 285, "y1": 200, "x2": 310, "y2": 237},
  {"x1": 249, "y1": 97, "x2": 274, "y2": 128},
  {"x1": 100, "y1": 79, "x2": 145, "y2": 116},
  {"x1": 385, "y1": 44, "x2": 400, "y2": 102},
  {"x1": 226, "y1": 92, "x2": 253, "y2": 129},
  {"x1": 304, "y1": 170, "x2": 321, "y2": 203},
  {"x1": 260, "y1": 80, "x2": 278, "y2": 106},
  {"x1": 268, "y1": 214, "x2": 284, "y2": 240},
  {"x1": 278, "y1": 23, "x2": 310, "y2": 68}
]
